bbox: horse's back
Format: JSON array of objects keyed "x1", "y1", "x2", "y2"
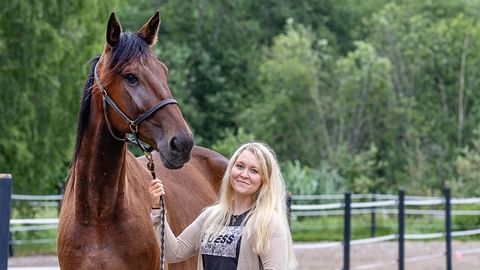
[{"x1": 138, "y1": 145, "x2": 228, "y2": 270}]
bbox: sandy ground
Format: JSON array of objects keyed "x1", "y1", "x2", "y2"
[
  {"x1": 295, "y1": 241, "x2": 480, "y2": 270},
  {"x1": 7, "y1": 241, "x2": 480, "y2": 270}
]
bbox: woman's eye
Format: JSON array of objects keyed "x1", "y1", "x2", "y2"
[
  {"x1": 123, "y1": 73, "x2": 138, "y2": 85},
  {"x1": 250, "y1": 169, "x2": 258, "y2": 174},
  {"x1": 236, "y1": 164, "x2": 244, "y2": 169}
]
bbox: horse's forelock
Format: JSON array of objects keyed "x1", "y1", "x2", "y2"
[{"x1": 109, "y1": 32, "x2": 150, "y2": 73}]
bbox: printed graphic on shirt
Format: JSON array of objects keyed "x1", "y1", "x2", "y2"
[{"x1": 201, "y1": 225, "x2": 243, "y2": 258}]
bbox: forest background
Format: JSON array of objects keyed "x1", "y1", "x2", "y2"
[{"x1": 2, "y1": 0, "x2": 480, "y2": 198}]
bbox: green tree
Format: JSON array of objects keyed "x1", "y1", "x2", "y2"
[
  {"x1": 118, "y1": 0, "x2": 349, "y2": 146},
  {"x1": 0, "y1": 0, "x2": 123, "y2": 194},
  {"x1": 367, "y1": 2, "x2": 480, "y2": 193},
  {"x1": 212, "y1": 128, "x2": 256, "y2": 158},
  {"x1": 238, "y1": 20, "x2": 332, "y2": 165},
  {"x1": 452, "y1": 127, "x2": 480, "y2": 197},
  {"x1": 5, "y1": 0, "x2": 480, "y2": 197}
]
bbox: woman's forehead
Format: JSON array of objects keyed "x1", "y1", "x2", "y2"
[{"x1": 236, "y1": 150, "x2": 260, "y2": 164}]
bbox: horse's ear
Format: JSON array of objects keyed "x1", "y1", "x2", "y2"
[
  {"x1": 106, "y1": 12, "x2": 122, "y2": 48},
  {"x1": 137, "y1": 11, "x2": 160, "y2": 46}
]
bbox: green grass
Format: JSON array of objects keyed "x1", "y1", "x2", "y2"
[
  {"x1": 11, "y1": 238, "x2": 57, "y2": 256},
  {"x1": 291, "y1": 214, "x2": 396, "y2": 241}
]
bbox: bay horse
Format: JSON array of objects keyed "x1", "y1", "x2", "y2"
[{"x1": 57, "y1": 11, "x2": 227, "y2": 270}]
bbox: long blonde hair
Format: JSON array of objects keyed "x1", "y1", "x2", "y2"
[{"x1": 200, "y1": 142, "x2": 296, "y2": 269}]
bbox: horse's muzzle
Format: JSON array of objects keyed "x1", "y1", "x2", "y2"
[{"x1": 157, "y1": 133, "x2": 194, "y2": 169}]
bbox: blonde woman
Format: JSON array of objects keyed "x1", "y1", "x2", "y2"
[{"x1": 150, "y1": 142, "x2": 297, "y2": 270}]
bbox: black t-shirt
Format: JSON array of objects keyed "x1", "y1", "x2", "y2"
[{"x1": 201, "y1": 211, "x2": 250, "y2": 270}]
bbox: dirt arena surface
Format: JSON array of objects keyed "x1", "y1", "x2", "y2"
[
  {"x1": 8, "y1": 241, "x2": 480, "y2": 269},
  {"x1": 295, "y1": 241, "x2": 480, "y2": 270}
]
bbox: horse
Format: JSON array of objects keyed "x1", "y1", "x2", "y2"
[{"x1": 57, "y1": 11, "x2": 227, "y2": 270}]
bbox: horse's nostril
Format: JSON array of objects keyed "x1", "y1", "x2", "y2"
[
  {"x1": 169, "y1": 135, "x2": 194, "y2": 156},
  {"x1": 163, "y1": 135, "x2": 194, "y2": 167},
  {"x1": 170, "y1": 137, "x2": 180, "y2": 153}
]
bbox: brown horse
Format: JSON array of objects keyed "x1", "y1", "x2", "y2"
[{"x1": 57, "y1": 12, "x2": 227, "y2": 270}]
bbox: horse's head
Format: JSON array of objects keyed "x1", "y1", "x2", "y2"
[{"x1": 95, "y1": 11, "x2": 193, "y2": 169}]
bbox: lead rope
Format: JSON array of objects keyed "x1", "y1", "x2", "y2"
[
  {"x1": 129, "y1": 129, "x2": 165, "y2": 270},
  {"x1": 144, "y1": 151, "x2": 166, "y2": 270}
]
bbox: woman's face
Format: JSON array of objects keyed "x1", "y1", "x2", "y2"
[{"x1": 230, "y1": 149, "x2": 263, "y2": 199}]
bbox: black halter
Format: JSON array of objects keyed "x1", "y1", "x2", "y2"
[
  {"x1": 93, "y1": 63, "x2": 177, "y2": 152},
  {"x1": 94, "y1": 62, "x2": 170, "y2": 270}
]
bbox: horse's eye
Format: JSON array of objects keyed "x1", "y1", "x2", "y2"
[{"x1": 123, "y1": 73, "x2": 138, "y2": 85}]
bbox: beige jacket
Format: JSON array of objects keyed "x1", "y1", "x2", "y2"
[{"x1": 151, "y1": 208, "x2": 289, "y2": 270}]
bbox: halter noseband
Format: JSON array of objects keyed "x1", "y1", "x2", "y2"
[{"x1": 93, "y1": 63, "x2": 177, "y2": 151}]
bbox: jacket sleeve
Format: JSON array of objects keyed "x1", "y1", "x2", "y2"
[
  {"x1": 258, "y1": 219, "x2": 289, "y2": 270},
  {"x1": 151, "y1": 208, "x2": 209, "y2": 263}
]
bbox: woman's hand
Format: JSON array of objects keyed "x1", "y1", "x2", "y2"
[{"x1": 149, "y1": 178, "x2": 165, "y2": 209}]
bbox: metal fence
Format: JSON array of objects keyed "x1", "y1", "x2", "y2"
[
  {"x1": 2, "y1": 174, "x2": 480, "y2": 270},
  {"x1": 289, "y1": 189, "x2": 480, "y2": 270}
]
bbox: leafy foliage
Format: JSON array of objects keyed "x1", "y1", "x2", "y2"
[
  {"x1": 212, "y1": 128, "x2": 256, "y2": 158},
  {"x1": 3, "y1": 0, "x2": 480, "y2": 197},
  {"x1": 0, "y1": 0, "x2": 123, "y2": 194},
  {"x1": 239, "y1": 20, "x2": 329, "y2": 165}
]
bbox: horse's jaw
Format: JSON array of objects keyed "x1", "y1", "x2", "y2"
[
  {"x1": 156, "y1": 147, "x2": 190, "y2": 169},
  {"x1": 163, "y1": 158, "x2": 185, "y2": 170}
]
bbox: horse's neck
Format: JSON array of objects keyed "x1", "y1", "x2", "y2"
[{"x1": 71, "y1": 99, "x2": 128, "y2": 223}]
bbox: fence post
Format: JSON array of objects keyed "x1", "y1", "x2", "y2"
[
  {"x1": 0, "y1": 174, "x2": 13, "y2": 270},
  {"x1": 444, "y1": 188, "x2": 452, "y2": 270},
  {"x1": 398, "y1": 190, "x2": 405, "y2": 270},
  {"x1": 370, "y1": 189, "x2": 376, "y2": 238},
  {"x1": 343, "y1": 192, "x2": 351, "y2": 270},
  {"x1": 8, "y1": 233, "x2": 13, "y2": 257},
  {"x1": 286, "y1": 193, "x2": 292, "y2": 229}
]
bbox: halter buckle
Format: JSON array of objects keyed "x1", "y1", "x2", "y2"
[{"x1": 129, "y1": 122, "x2": 138, "y2": 133}]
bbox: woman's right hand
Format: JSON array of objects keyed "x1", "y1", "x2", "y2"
[{"x1": 149, "y1": 178, "x2": 165, "y2": 209}]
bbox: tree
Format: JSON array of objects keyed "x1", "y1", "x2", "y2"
[
  {"x1": 0, "y1": 0, "x2": 124, "y2": 194},
  {"x1": 452, "y1": 127, "x2": 480, "y2": 197},
  {"x1": 367, "y1": 2, "x2": 480, "y2": 193},
  {"x1": 238, "y1": 20, "x2": 330, "y2": 165}
]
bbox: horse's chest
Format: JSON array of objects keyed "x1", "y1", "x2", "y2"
[{"x1": 59, "y1": 221, "x2": 159, "y2": 269}]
